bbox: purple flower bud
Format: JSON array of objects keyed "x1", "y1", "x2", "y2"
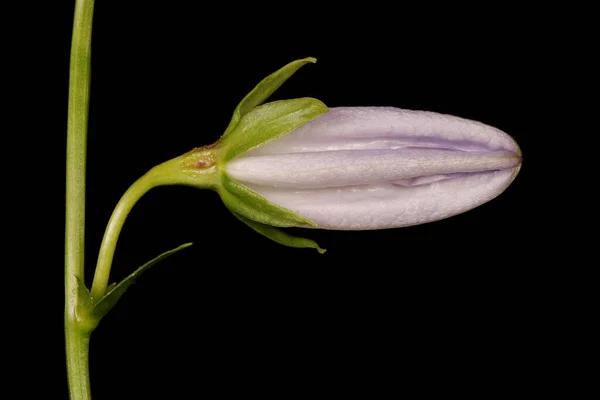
[{"x1": 226, "y1": 107, "x2": 521, "y2": 230}]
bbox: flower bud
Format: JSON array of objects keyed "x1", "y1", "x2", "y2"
[
  {"x1": 225, "y1": 107, "x2": 521, "y2": 230},
  {"x1": 167, "y1": 58, "x2": 521, "y2": 252}
]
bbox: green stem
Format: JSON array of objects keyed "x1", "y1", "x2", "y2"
[
  {"x1": 90, "y1": 173, "x2": 158, "y2": 300},
  {"x1": 65, "y1": 1, "x2": 95, "y2": 400},
  {"x1": 90, "y1": 150, "x2": 218, "y2": 300},
  {"x1": 66, "y1": 329, "x2": 92, "y2": 400}
]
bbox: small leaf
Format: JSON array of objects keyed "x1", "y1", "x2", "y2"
[
  {"x1": 75, "y1": 275, "x2": 93, "y2": 310},
  {"x1": 92, "y1": 243, "x2": 193, "y2": 319},
  {"x1": 74, "y1": 276, "x2": 100, "y2": 332},
  {"x1": 106, "y1": 282, "x2": 117, "y2": 293},
  {"x1": 220, "y1": 173, "x2": 316, "y2": 228},
  {"x1": 220, "y1": 97, "x2": 328, "y2": 162},
  {"x1": 222, "y1": 57, "x2": 317, "y2": 138},
  {"x1": 231, "y1": 211, "x2": 325, "y2": 254}
]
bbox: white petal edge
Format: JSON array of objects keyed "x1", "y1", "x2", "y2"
[
  {"x1": 244, "y1": 167, "x2": 520, "y2": 230},
  {"x1": 227, "y1": 149, "x2": 520, "y2": 188}
]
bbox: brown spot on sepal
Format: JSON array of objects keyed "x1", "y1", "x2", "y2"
[{"x1": 182, "y1": 140, "x2": 220, "y2": 170}]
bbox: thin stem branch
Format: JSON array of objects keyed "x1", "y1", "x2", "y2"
[
  {"x1": 90, "y1": 151, "x2": 218, "y2": 300},
  {"x1": 90, "y1": 174, "x2": 157, "y2": 300}
]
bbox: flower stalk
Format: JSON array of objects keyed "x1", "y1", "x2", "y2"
[{"x1": 90, "y1": 149, "x2": 218, "y2": 300}]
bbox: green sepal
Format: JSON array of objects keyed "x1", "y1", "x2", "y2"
[
  {"x1": 220, "y1": 173, "x2": 316, "y2": 228},
  {"x1": 91, "y1": 243, "x2": 193, "y2": 320},
  {"x1": 220, "y1": 97, "x2": 327, "y2": 162},
  {"x1": 231, "y1": 211, "x2": 325, "y2": 253},
  {"x1": 222, "y1": 57, "x2": 318, "y2": 138}
]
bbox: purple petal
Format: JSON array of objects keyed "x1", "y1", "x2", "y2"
[
  {"x1": 244, "y1": 168, "x2": 520, "y2": 230},
  {"x1": 225, "y1": 107, "x2": 522, "y2": 230},
  {"x1": 244, "y1": 107, "x2": 521, "y2": 155},
  {"x1": 227, "y1": 148, "x2": 519, "y2": 188}
]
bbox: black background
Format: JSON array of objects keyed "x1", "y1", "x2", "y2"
[{"x1": 31, "y1": 2, "x2": 548, "y2": 398}]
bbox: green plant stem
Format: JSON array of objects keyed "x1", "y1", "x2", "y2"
[
  {"x1": 65, "y1": 329, "x2": 92, "y2": 400},
  {"x1": 90, "y1": 151, "x2": 218, "y2": 300},
  {"x1": 65, "y1": 1, "x2": 95, "y2": 400},
  {"x1": 90, "y1": 173, "x2": 158, "y2": 300}
]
